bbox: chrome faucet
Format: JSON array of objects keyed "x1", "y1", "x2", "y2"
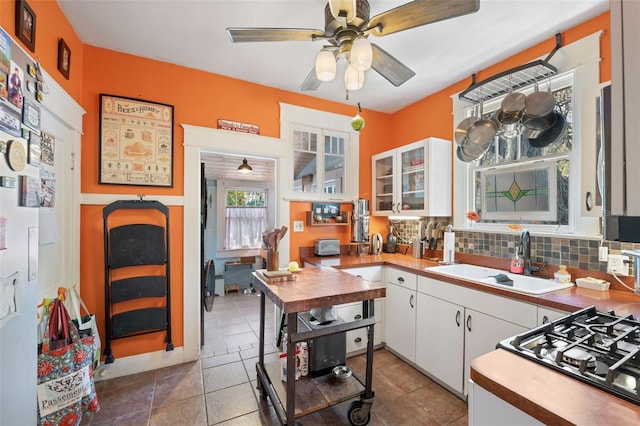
[{"x1": 520, "y1": 229, "x2": 545, "y2": 276}]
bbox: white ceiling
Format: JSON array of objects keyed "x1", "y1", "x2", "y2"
[
  {"x1": 58, "y1": 0, "x2": 609, "y2": 114},
  {"x1": 57, "y1": 0, "x2": 608, "y2": 180}
]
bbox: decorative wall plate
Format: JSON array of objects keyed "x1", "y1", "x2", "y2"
[{"x1": 7, "y1": 139, "x2": 26, "y2": 171}]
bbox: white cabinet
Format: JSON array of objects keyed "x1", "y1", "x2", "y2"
[
  {"x1": 372, "y1": 138, "x2": 451, "y2": 216},
  {"x1": 384, "y1": 267, "x2": 417, "y2": 362},
  {"x1": 463, "y1": 309, "x2": 527, "y2": 395},
  {"x1": 537, "y1": 306, "x2": 569, "y2": 325},
  {"x1": 416, "y1": 292, "x2": 464, "y2": 392},
  {"x1": 339, "y1": 266, "x2": 384, "y2": 355},
  {"x1": 416, "y1": 276, "x2": 536, "y2": 395}
]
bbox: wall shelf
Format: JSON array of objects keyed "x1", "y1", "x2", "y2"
[{"x1": 306, "y1": 211, "x2": 349, "y2": 226}]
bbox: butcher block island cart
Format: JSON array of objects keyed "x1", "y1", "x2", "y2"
[{"x1": 253, "y1": 266, "x2": 386, "y2": 425}]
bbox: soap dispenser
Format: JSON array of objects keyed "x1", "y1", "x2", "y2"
[{"x1": 510, "y1": 245, "x2": 524, "y2": 274}]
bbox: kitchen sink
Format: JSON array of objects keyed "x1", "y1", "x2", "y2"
[{"x1": 426, "y1": 263, "x2": 574, "y2": 295}]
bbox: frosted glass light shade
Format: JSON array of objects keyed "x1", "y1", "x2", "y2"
[
  {"x1": 351, "y1": 37, "x2": 372, "y2": 71},
  {"x1": 344, "y1": 64, "x2": 364, "y2": 90},
  {"x1": 315, "y1": 50, "x2": 336, "y2": 81}
]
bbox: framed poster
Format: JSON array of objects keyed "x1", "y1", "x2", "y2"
[
  {"x1": 99, "y1": 94, "x2": 174, "y2": 187},
  {"x1": 57, "y1": 38, "x2": 71, "y2": 79},
  {"x1": 15, "y1": 0, "x2": 36, "y2": 52}
]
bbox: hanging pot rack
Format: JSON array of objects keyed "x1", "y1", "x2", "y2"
[{"x1": 459, "y1": 33, "x2": 563, "y2": 104}]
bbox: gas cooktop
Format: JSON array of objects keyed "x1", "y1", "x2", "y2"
[{"x1": 498, "y1": 306, "x2": 640, "y2": 406}]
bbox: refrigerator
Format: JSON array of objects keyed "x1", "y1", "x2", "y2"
[{"x1": 0, "y1": 123, "x2": 40, "y2": 423}]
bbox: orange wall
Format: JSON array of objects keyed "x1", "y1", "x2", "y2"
[
  {"x1": 0, "y1": 0, "x2": 84, "y2": 103},
  {"x1": 79, "y1": 45, "x2": 392, "y2": 358}
]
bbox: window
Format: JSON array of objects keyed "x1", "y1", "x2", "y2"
[
  {"x1": 224, "y1": 189, "x2": 267, "y2": 249},
  {"x1": 281, "y1": 102, "x2": 360, "y2": 202},
  {"x1": 452, "y1": 32, "x2": 602, "y2": 237},
  {"x1": 471, "y1": 78, "x2": 572, "y2": 226},
  {"x1": 292, "y1": 127, "x2": 346, "y2": 195}
]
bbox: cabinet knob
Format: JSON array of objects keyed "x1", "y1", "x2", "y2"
[
  {"x1": 354, "y1": 314, "x2": 362, "y2": 320},
  {"x1": 354, "y1": 337, "x2": 362, "y2": 343},
  {"x1": 397, "y1": 277, "x2": 405, "y2": 283}
]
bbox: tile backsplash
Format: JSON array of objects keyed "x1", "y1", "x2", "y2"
[{"x1": 389, "y1": 218, "x2": 640, "y2": 274}]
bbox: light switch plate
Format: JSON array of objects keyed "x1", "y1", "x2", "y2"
[
  {"x1": 599, "y1": 246, "x2": 608, "y2": 262},
  {"x1": 293, "y1": 221, "x2": 304, "y2": 232}
]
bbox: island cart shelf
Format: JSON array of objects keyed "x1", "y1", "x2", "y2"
[{"x1": 253, "y1": 266, "x2": 386, "y2": 425}]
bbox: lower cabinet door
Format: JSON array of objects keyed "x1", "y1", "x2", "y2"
[
  {"x1": 384, "y1": 282, "x2": 416, "y2": 362},
  {"x1": 416, "y1": 292, "x2": 464, "y2": 393},
  {"x1": 463, "y1": 309, "x2": 527, "y2": 395}
]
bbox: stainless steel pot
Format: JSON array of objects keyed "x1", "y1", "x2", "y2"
[
  {"x1": 467, "y1": 99, "x2": 497, "y2": 148},
  {"x1": 523, "y1": 81, "x2": 556, "y2": 131},
  {"x1": 525, "y1": 112, "x2": 567, "y2": 148}
]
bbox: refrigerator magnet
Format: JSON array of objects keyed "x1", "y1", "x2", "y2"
[{"x1": 6, "y1": 140, "x2": 26, "y2": 171}]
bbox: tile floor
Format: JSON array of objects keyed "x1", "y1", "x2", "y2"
[{"x1": 82, "y1": 292, "x2": 468, "y2": 425}]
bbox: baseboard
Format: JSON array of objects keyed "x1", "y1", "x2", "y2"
[{"x1": 94, "y1": 346, "x2": 190, "y2": 381}]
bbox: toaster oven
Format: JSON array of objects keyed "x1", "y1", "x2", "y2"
[{"x1": 314, "y1": 238, "x2": 340, "y2": 256}]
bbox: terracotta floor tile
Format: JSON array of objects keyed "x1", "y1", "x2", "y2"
[
  {"x1": 202, "y1": 351, "x2": 242, "y2": 369},
  {"x1": 149, "y1": 395, "x2": 207, "y2": 426},
  {"x1": 205, "y1": 382, "x2": 259, "y2": 424},
  {"x1": 90, "y1": 382, "x2": 154, "y2": 424},
  {"x1": 203, "y1": 360, "x2": 250, "y2": 393},
  {"x1": 406, "y1": 382, "x2": 467, "y2": 424},
  {"x1": 89, "y1": 409, "x2": 150, "y2": 425},
  {"x1": 153, "y1": 369, "x2": 204, "y2": 407}
]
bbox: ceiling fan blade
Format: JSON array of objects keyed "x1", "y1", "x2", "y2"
[
  {"x1": 371, "y1": 43, "x2": 416, "y2": 87},
  {"x1": 367, "y1": 0, "x2": 480, "y2": 37},
  {"x1": 227, "y1": 28, "x2": 326, "y2": 42},
  {"x1": 299, "y1": 66, "x2": 323, "y2": 91}
]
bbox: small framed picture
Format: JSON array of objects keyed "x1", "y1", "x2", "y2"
[
  {"x1": 57, "y1": 38, "x2": 71, "y2": 79},
  {"x1": 15, "y1": 0, "x2": 36, "y2": 53}
]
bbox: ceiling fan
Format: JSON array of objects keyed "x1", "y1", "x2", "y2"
[{"x1": 227, "y1": 0, "x2": 480, "y2": 91}]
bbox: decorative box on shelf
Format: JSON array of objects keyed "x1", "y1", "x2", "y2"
[{"x1": 306, "y1": 211, "x2": 349, "y2": 226}]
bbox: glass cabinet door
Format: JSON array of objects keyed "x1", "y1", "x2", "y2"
[
  {"x1": 400, "y1": 145, "x2": 425, "y2": 213},
  {"x1": 373, "y1": 152, "x2": 395, "y2": 214}
]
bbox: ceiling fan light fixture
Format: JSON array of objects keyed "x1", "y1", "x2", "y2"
[
  {"x1": 344, "y1": 63, "x2": 364, "y2": 91},
  {"x1": 237, "y1": 158, "x2": 253, "y2": 173},
  {"x1": 315, "y1": 49, "x2": 337, "y2": 81},
  {"x1": 328, "y1": 0, "x2": 356, "y2": 24},
  {"x1": 350, "y1": 37, "x2": 372, "y2": 71}
]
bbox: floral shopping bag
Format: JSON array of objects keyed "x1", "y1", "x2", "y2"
[{"x1": 37, "y1": 298, "x2": 100, "y2": 425}]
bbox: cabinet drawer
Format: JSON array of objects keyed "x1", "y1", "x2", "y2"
[
  {"x1": 346, "y1": 326, "x2": 382, "y2": 354},
  {"x1": 385, "y1": 267, "x2": 417, "y2": 291},
  {"x1": 342, "y1": 266, "x2": 382, "y2": 282},
  {"x1": 337, "y1": 299, "x2": 383, "y2": 323}
]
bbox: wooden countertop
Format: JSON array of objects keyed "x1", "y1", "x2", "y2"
[
  {"x1": 253, "y1": 266, "x2": 386, "y2": 314},
  {"x1": 471, "y1": 349, "x2": 640, "y2": 424},
  {"x1": 302, "y1": 253, "x2": 640, "y2": 318}
]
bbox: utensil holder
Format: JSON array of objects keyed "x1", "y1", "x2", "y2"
[{"x1": 267, "y1": 251, "x2": 279, "y2": 271}]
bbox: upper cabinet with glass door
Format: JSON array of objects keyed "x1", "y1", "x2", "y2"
[{"x1": 372, "y1": 138, "x2": 452, "y2": 216}]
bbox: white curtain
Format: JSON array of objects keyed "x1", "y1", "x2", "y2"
[{"x1": 225, "y1": 207, "x2": 266, "y2": 249}]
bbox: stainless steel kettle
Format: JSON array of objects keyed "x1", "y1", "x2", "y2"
[{"x1": 371, "y1": 233, "x2": 383, "y2": 255}]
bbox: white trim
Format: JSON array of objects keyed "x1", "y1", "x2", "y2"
[
  {"x1": 280, "y1": 103, "x2": 359, "y2": 202},
  {"x1": 182, "y1": 124, "x2": 291, "y2": 363},
  {"x1": 94, "y1": 347, "x2": 185, "y2": 381}
]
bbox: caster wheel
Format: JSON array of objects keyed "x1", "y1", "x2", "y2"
[{"x1": 348, "y1": 400, "x2": 371, "y2": 426}]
